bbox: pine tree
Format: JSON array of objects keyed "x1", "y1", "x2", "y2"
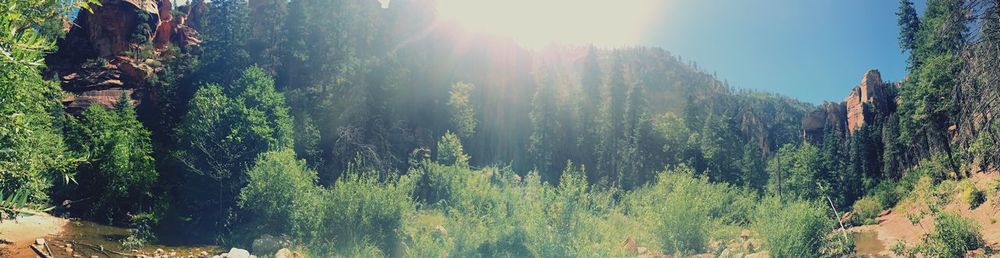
[
  {"x1": 200, "y1": 0, "x2": 251, "y2": 85},
  {"x1": 897, "y1": 0, "x2": 922, "y2": 53}
]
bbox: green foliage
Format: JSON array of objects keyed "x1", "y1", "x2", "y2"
[
  {"x1": 752, "y1": 196, "x2": 833, "y2": 258},
  {"x1": 896, "y1": 0, "x2": 922, "y2": 52},
  {"x1": 922, "y1": 213, "x2": 982, "y2": 257},
  {"x1": 0, "y1": 0, "x2": 84, "y2": 205},
  {"x1": 121, "y1": 211, "x2": 159, "y2": 249},
  {"x1": 318, "y1": 169, "x2": 416, "y2": 254},
  {"x1": 239, "y1": 152, "x2": 415, "y2": 255},
  {"x1": 64, "y1": 100, "x2": 157, "y2": 223},
  {"x1": 436, "y1": 131, "x2": 470, "y2": 167},
  {"x1": 766, "y1": 144, "x2": 822, "y2": 200},
  {"x1": 175, "y1": 66, "x2": 293, "y2": 235},
  {"x1": 200, "y1": 0, "x2": 251, "y2": 84},
  {"x1": 624, "y1": 165, "x2": 757, "y2": 256},
  {"x1": 891, "y1": 240, "x2": 907, "y2": 256},
  {"x1": 448, "y1": 82, "x2": 478, "y2": 139},
  {"x1": 239, "y1": 149, "x2": 318, "y2": 238},
  {"x1": 851, "y1": 196, "x2": 882, "y2": 225},
  {"x1": 958, "y1": 180, "x2": 986, "y2": 209},
  {"x1": 0, "y1": 189, "x2": 31, "y2": 220}
]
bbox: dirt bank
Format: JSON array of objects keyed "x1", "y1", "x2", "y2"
[{"x1": 0, "y1": 214, "x2": 69, "y2": 257}]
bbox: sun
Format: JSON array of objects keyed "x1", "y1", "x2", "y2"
[{"x1": 434, "y1": 0, "x2": 662, "y2": 48}]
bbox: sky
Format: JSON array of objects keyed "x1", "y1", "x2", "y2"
[
  {"x1": 435, "y1": 0, "x2": 927, "y2": 104},
  {"x1": 640, "y1": 0, "x2": 926, "y2": 104}
]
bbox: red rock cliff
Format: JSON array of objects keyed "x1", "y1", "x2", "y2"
[
  {"x1": 803, "y1": 69, "x2": 897, "y2": 143},
  {"x1": 46, "y1": 0, "x2": 201, "y2": 113}
]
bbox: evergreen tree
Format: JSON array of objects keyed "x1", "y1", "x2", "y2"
[
  {"x1": 64, "y1": 97, "x2": 157, "y2": 223},
  {"x1": 437, "y1": 131, "x2": 470, "y2": 167},
  {"x1": 528, "y1": 74, "x2": 559, "y2": 181},
  {"x1": 200, "y1": 0, "x2": 251, "y2": 85},
  {"x1": 897, "y1": 0, "x2": 922, "y2": 53},
  {"x1": 448, "y1": 82, "x2": 478, "y2": 139}
]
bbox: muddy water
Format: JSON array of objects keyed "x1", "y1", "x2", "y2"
[
  {"x1": 42, "y1": 219, "x2": 221, "y2": 258},
  {"x1": 852, "y1": 230, "x2": 888, "y2": 258}
]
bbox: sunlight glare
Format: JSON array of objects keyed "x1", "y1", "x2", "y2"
[{"x1": 435, "y1": 0, "x2": 661, "y2": 48}]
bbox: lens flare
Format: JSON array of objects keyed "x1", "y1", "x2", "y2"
[{"x1": 435, "y1": 0, "x2": 661, "y2": 48}]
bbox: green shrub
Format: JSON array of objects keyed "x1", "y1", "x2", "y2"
[
  {"x1": 320, "y1": 170, "x2": 416, "y2": 254},
  {"x1": 657, "y1": 178, "x2": 710, "y2": 255},
  {"x1": 958, "y1": 180, "x2": 986, "y2": 209},
  {"x1": 239, "y1": 149, "x2": 320, "y2": 239},
  {"x1": 851, "y1": 196, "x2": 882, "y2": 225},
  {"x1": 922, "y1": 213, "x2": 982, "y2": 257},
  {"x1": 752, "y1": 196, "x2": 832, "y2": 258},
  {"x1": 436, "y1": 131, "x2": 470, "y2": 167},
  {"x1": 871, "y1": 180, "x2": 903, "y2": 209},
  {"x1": 623, "y1": 166, "x2": 757, "y2": 256},
  {"x1": 819, "y1": 231, "x2": 855, "y2": 258},
  {"x1": 890, "y1": 240, "x2": 906, "y2": 257}
]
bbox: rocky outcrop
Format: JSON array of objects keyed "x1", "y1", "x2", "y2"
[
  {"x1": 47, "y1": 0, "x2": 201, "y2": 113},
  {"x1": 803, "y1": 69, "x2": 897, "y2": 143},
  {"x1": 844, "y1": 69, "x2": 894, "y2": 133},
  {"x1": 802, "y1": 101, "x2": 848, "y2": 143}
]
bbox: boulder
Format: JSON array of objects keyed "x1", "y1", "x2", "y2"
[
  {"x1": 252, "y1": 234, "x2": 291, "y2": 255},
  {"x1": 274, "y1": 248, "x2": 304, "y2": 258},
  {"x1": 225, "y1": 248, "x2": 251, "y2": 258}
]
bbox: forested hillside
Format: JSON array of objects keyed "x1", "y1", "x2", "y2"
[{"x1": 2, "y1": 0, "x2": 1000, "y2": 257}]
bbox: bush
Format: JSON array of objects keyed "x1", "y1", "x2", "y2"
[
  {"x1": 851, "y1": 196, "x2": 882, "y2": 225},
  {"x1": 657, "y1": 178, "x2": 710, "y2": 255},
  {"x1": 922, "y1": 213, "x2": 982, "y2": 257},
  {"x1": 871, "y1": 180, "x2": 903, "y2": 209},
  {"x1": 239, "y1": 149, "x2": 319, "y2": 239},
  {"x1": 958, "y1": 180, "x2": 986, "y2": 209},
  {"x1": 624, "y1": 166, "x2": 757, "y2": 256},
  {"x1": 320, "y1": 170, "x2": 416, "y2": 254},
  {"x1": 890, "y1": 240, "x2": 906, "y2": 257},
  {"x1": 752, "y1": 196, "x2": 832, "y2": 258},
  {"x1": 436, "y1": 131, "x2": 470, "y2": 167}
]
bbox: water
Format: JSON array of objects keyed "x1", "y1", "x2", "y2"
[
  {"x1": 852, "y1": 230, "x2": 888, "y2": 258},
  {"x1": 44, "y1": 219, "x2": 221, "y2": 257}
]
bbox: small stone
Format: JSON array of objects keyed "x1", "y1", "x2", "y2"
[
  {"x1": 200, "y1": 251, "x2": 209, "y2": 257},
  {"x1": 91, "y1": 256, "x2": 100, "y2": 258},
  {"x1": 171, "y1": 252, "x2": 177, "y2": 256},
  {"x1": 156, "y1": 248, "x2": 165, "y2": 254},
  {"x1": 66, "y1": 247, "x2": 73, "y2": 253},
  {"x1": 35, "y1": 238, "x2": 46, "y2": 245},
  {"x1": 65, "y1": 243, "x2": 73, "y2": 248}
]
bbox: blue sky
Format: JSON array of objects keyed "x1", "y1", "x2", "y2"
[{"x1": 640, "y1": 0, "x2": 926, "y2": 103}]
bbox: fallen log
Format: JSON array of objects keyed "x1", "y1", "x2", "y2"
[{"x1": 29, "y1": 244, "x2": 50, "y2": 258}]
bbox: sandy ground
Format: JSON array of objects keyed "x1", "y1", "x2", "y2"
[
  {"x1": 850, "y1": 172, "x2": 1000, "y2": 257},
  {"x1": 0, "y1": 213, "x2": 68, "y2": 257}
]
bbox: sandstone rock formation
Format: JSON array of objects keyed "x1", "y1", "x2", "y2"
[
  {"x1": 803, "y1": 69, "x2": 897, "y2": 143},
  {"x1": 46, "y1": 0, "x2": 201, "y2": 113},
  {"x1": 802, "y1": 101, "x2": 848, "y2": 143},
  {"x1": 844, "y1": 69, "x2": 893, "y2": 133}
]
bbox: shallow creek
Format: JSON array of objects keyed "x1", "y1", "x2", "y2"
[{"x1": 5, "y1": 217, "x2": 221, "y2": 258}]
